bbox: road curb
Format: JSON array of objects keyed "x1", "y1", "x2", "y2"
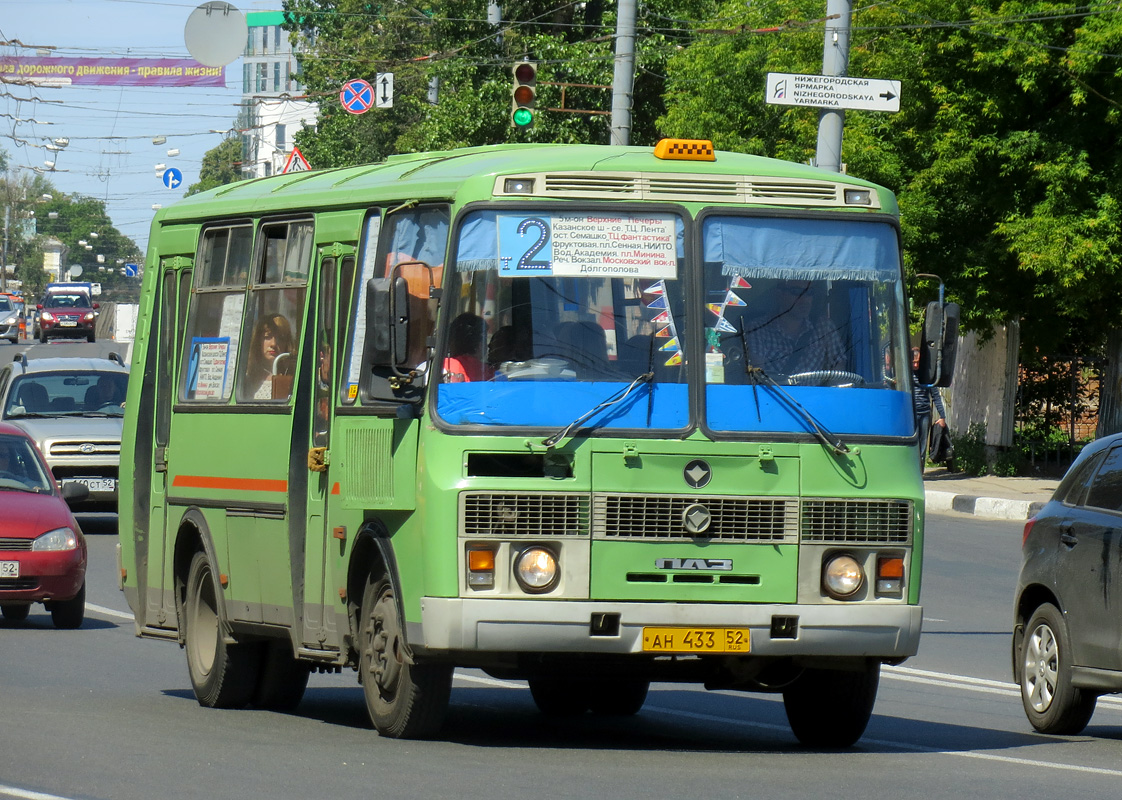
[{"x1": 924, "y1": 489, "x2": 1045, "y2": 521}]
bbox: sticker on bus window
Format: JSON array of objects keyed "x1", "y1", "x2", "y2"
[
  {"x1": 185, "y1": 337, "x2": 231, "y2": 400},
  {"x1": 497, "y1": 213, "x2": 678, "y2": 279}
]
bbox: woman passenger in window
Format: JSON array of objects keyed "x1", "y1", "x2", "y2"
[{"x1": 246, "y1": 313, "x2": 295, "y2": 400}]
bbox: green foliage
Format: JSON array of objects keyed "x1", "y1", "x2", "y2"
[
  {"x1": 951, "y1": 422, "x2": 989, "y2": 476},
  {"x1": 0, "y1": 151, "x2": 142, "y2": 299},
  {"x1": 186, "y1": 137, "x2": 246, "y2": 196}
]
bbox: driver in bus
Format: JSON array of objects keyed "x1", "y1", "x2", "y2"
[{"x1": 742, "y1": 280, "x2": 847, "y2": 378}]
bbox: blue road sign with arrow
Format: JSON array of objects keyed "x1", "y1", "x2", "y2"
[{"x1": 162, "y1": 167, "x2": 184, "y2": 189}]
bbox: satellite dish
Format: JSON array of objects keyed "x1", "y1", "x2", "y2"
[
  {"x1": 69, "y1": 265, "x2": 83, "y2": 278},
  {"x1": 184, "y1": 2, "x2": 248, "y2": 68}
]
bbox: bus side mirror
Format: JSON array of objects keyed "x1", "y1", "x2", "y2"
[
  {"x1": 365, "y1": 276, "x2": 410, "y2": 366},
  {"x1": 918, "y1": 301, "x2": 960, "y2": 388}
]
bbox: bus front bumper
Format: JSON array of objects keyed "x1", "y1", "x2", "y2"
[{"x1": 416, "y1": 598, "x2": 922, "y2": 659}]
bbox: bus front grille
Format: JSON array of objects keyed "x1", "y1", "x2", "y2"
[
  {"x1": 799, "y1": 498, "x2": 913, "y2": 544},
  {"x1": 593, "y1": 494, "x2": 799, "y2": 542},
  {"x1": 461, "y1": 493, "x2": 590, "y2": 537}
]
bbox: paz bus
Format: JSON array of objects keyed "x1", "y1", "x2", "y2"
[{"x1": 118, "y1": 138, "x2": 958, "y2": 746}]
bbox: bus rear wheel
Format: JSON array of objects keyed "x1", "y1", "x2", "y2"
[
  {"x1": 358, "y1": 573, "x2": 451, "y2": 738},
  {"x1": 782, "y1": 661, "x2": 879, "y2": 748},
  {"x1": 184, "y1": 551, "x2": 261, "y2": 709},
  {"x1": 254, "y1": 639, "x2": 311, "y2": 711}
]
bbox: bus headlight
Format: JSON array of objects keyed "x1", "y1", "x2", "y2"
[
  {"x1": 822, "y1": 554, "x2": 864, "y2": 599},
  {"x1": 514, "y1": 546, "x2": 559, "y2": 594}
]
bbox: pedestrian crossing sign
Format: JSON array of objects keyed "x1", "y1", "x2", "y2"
[{"x1": 282, "y1": 146, "x2": 311, "y2": 173}]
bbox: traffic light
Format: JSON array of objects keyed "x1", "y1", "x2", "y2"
[{"x1": 511, "y1": 61, "x2": 537, "y2": 128}]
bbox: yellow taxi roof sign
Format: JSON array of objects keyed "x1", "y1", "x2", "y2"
[{"x1": 653, "y1": 139, "x2": 716, "y2": 161}]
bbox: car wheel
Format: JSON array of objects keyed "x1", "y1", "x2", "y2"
[
  {"x1": 49, "y1": 582, "x2": 85, "y2": 629},
  {"x1": 183, "y1": 550, "x2": 261, "y2": 708},
  {"x1": 87, "y1": 332, "x2": 96, "y2": 343},
  {"x1": 39, "y1": 332, "x2": 47, "y2": 344},
  {"x1": 783, "y1": 662, "x2": 880, "y2": 748},
  {"x1": 358, "y1": 572, "x2": 452, "y2": 738},
  {"x1": 587, "y1": 678, "x2": 650, "y2": 715},
  {"x1": 528, "y1": 678, "x2": 591, "y2": 716},
  {"x1": 1020, "y1": 603, "x2": 1097, "y2": 734},
  {"x1": 253, "y1": 639, "x2": 311, "y2": 711},
  {"x1": 1, "y1": 603, "x2": 30, "y2": 621}
]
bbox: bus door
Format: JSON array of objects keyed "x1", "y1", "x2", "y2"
[
  {"x1": 300, "y1": 245, "x2": 352, "y2": 649},
  {"x1": 145, "y1": 260, "x2": 192, "y2": 627}
]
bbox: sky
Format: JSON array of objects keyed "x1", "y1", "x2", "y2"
[{"x1": 1, "y1": 0, "x2": 281, "y2": 253}]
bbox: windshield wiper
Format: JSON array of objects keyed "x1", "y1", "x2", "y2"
[
  {"x1": 736, "y1": 325, "x2": 849, "y2": 455},
  {"x1": 541, "y1": 372, "x2": 654, "y2": 449}
]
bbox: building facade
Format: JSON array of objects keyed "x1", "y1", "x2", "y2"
[{"x1": 240, "y1": 11, "x2": 318, "y2": 178}]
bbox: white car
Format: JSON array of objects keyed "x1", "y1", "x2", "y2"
[{"x1": 0, "y1": 353, "x2": 129, "y2": 512}]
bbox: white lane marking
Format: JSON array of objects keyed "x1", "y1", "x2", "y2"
[
  {"x1": 0, "y1": 785, "x2": 77, "y2": 800},
  {"x1": 85, "y1": 602, "x2": 134, "y2": 621},
  {"x1": 454, "y1": 671, "x2": 1122, "y2": 777},
  {"x1": 886, "y1": 664, "x2": 1122, "y2": 710}
]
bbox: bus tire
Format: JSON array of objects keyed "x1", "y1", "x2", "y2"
[
  {"x1": 587, "y1": 678, "x2": 649, "y2": 716},
  {"x1": 528, "y1": 678, "x2": 590, "y2": 716},
  {"x1": 253, "y1": 639, "x2": 311, "y2": 711},
  {"x1": 782, "y1": 661, "x2": 879, "y2": 748},
  {"x1": 358, "y1": 573, "x2": 451, "y2": 738},
  {"x1": 184, "y1": 551, "x2": 261, "y2": 709},
  {"x1": 48, "y1": 582, "x2": 85, "y2": 629}
]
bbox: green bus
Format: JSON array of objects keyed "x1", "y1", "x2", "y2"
[{"x1": 118, "y1": 138, "x2": 957, "y2": 747}]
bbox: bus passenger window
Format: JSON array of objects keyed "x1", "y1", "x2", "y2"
[{"x1": 243, "y1": 313, "x2": 295, "y2": 400}]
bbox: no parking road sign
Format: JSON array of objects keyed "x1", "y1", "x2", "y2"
[{"x1": 340, "y1": 78, "x2": 375, "y2": 114}]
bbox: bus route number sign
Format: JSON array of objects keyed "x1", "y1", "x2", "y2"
[{"x1": 497, "y1": 213, "x2": 678, "y2": 280}]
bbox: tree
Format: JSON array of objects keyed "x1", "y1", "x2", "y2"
[
  {"x1": 281, "y1": 0, "x2": 717, "y2": 159},
  {"x1": 185, "y1": 136, "x2": 246, "y2": 196}
]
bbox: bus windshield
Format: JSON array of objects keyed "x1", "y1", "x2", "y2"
[
  {"x1": 700, "y1": 214, "x2": 913, "y2": 438},
  {"x1": 436, "y1": 208, "x2": 911, "y2": 438},
  {"x1": 435, "y1": 207, "x2": 689, "y2": 432}
]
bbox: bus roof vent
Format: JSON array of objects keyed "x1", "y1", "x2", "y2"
[
  {"x1": 645, "y1": 176, "x2": 741, "y2": 199},
  {"x1": 746, "y1": 179, "x2": 839, "y2": 203},
  {"x1": 542, "y1": 174, "x2": 640, "y2": 196},
  {"x1": 493, "y1": 172, "x2": 868, "y2": 207}
]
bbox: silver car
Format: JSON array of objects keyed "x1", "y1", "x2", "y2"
[
  {"x1": 0, "y1": 353, "x2": 128, "y2": 512},
  {"x1": 0, "y1": 296, "x2": 19, "y2": 344}
]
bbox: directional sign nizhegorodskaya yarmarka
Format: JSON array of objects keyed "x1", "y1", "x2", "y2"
[{"x1": 765, "y1": 73, "x2": 901, "y2": 113}]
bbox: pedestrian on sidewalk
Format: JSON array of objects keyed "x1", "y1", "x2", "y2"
[{"x1": 912, "y1": 347, "x2": 947, "y2": 465}]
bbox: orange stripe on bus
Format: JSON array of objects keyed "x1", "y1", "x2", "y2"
[
  {"x1": 172, "y1": 475, "x2": 289, "y2": 493},
  {"x1": 331, "y1": 482, "x2": 341, "y2": 495}
]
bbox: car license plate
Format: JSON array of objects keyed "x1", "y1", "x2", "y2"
[
  {"x1": 76, "y1": 477, "x2": 116, "y2": 493},
  {"x1": 0, "y1": 561, "x2": 19, "y2": 579},
  {"x1": 642, "y1": 627, "x2": 751, "y2": 653},
  {"x1": 60, "y1": 321, "x2": 77, "y2": 327}
]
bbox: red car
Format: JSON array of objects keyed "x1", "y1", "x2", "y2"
[{"x1": 0, "y1": 421, "x2": 89, "y2": 628}]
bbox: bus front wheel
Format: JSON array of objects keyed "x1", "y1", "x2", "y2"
[
  {"x1": 358, "y1": 573, "x2": 452, "y2": 738},
  {"x1": 782, "y1": 661, "x2": 879, "y2": 748},
  {"x1": 184, "y1": 551, "x2": 261, "y2": 709}
]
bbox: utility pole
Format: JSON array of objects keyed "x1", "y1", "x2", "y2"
[
  {"x1": 815, "y1": 0, "x2": 852, "y2": 172},
  {"x1": 609, "y1": 0, "x2": 637, "y2": 146},
  {"x1": 1, "y1": 204, "x2": 9, "y2": 293}
]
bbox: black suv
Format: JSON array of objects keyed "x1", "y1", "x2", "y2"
[{"x1": 1014, "y1": 432, "x2": 1122, "y2": 735}]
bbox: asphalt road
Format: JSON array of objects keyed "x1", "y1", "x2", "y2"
[{"x1": 6, "y1": 512, "x2": 1122, "y2": 799}]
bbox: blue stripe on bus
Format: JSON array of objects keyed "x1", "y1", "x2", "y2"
[{"x1": 436, "y1": 382, "x2": 912, "y2": 436}]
